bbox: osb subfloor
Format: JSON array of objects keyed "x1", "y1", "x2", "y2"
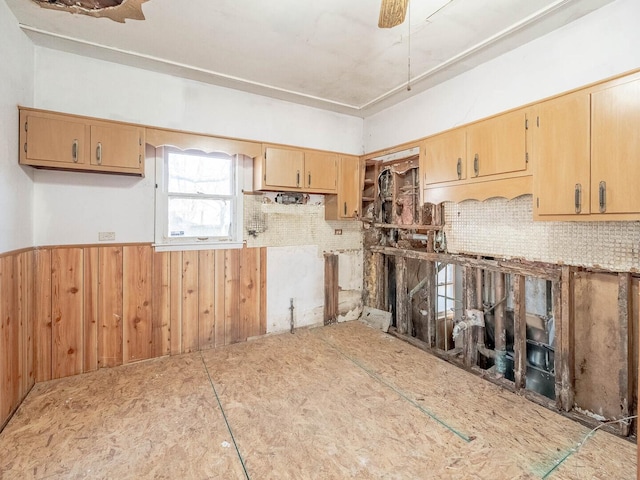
[{"x1": 0, "y1": 321, "x2": 636, "y2": 479}]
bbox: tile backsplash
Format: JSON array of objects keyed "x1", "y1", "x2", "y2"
[{"x1": 444, "y1": 195, "x2": 640, "y2": 272}]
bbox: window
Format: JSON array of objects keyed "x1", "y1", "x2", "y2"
[{"x1": 155, "y1": 147, "x2": 243, "y2": 250}]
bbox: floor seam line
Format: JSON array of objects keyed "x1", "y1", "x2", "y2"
[
  {"x1": 317, "y1": 335, "x2": 472, "y2": 443},
  {"x1": 199, "y1": 352, "x2": 251, "y2": 480}
]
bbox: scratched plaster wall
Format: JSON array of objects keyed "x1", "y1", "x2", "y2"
[{"x1": 244, "y1": 193, "x2": 364, "y2": 333}]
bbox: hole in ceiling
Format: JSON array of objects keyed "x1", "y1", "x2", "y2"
[{"x1": 31, "y1": 0, "x2": 149, "y2": 23}]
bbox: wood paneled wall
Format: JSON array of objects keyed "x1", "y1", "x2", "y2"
[
  {"x1": 34, "y1": 244, "x2": 267, "y2": 382},
  {"x1": 1, "y1": 243, "x2": 266, "y2": 429},
  {"x1": 0, "y1": 250, "x2": 35, "y2": 429}
]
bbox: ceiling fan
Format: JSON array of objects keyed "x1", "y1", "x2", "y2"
[{"x1": 378, "y1": 0, "x2": 409, "y2": 28}]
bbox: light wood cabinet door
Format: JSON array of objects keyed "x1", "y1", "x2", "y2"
[
  {"x1": 533, "y1": 92, "x2": 591, "y2": 216},
  {"x1": 304, "y1": 151, "x2": 337, "y2": 192},
  {"x1": 338, "y1": 156, "x2": 361, "y2": 218},
  {"x1": 20, "y1": 108, "x2": 145, "y2": 176},
  {"x1": 591, "y1": 78, "x2": 640, "y2": 214},
  {"x1": 90, "y1": 124, "x2": 144, "y2": 172},
  {"x1": 263, "y1": 147, "x2": 304, "y2": 188},
  {"x1": 23, "y1": 114, "x2": 87, "y2": 166},
  {"x1": 421, "y1": 129, "x2": 466, "y2": 185},
  {"x1": 325, "y1": 155, "x2": 360, "y2": 220},
  {"x1": 466, "y1": 108, "x2": 528, "y2": 178}
]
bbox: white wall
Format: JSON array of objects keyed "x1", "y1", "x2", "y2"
[
  {"x1": 363, "y1": 0, "x2": 640, "y2": 152},
  {"x1": 0, "y1": 1, "x2": 34, "y2": 253},
  {"x1": 31, "y1": 47, "x2": 364, "y2": 246},
  {"x1": 33, "y1": 48, "x2": 363, "y2": 154}
]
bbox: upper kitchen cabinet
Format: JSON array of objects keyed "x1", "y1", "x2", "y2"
[
  {"x1": 422, "y1": 107, "x2": 533, "y2": 205},
  {"x1": 258, "y1": 146, "x2": 304, "y2": 189},
  {"x1": 20, "y1": 108, "x2": 145, "y2": 176},
  {"x1": 326, "y1": 155, "x2": 361, "y2": 220},
  {"x1": 591, "y1": 77, "x2": 640, "y2": 215},
  {"x1": 304, "y1": 151, "x2": 338, "y2": 191},
  {"x1": 532, "y1": 91, "x2": 591, "y2": 218},
  {"x1": 21, "y1": 112, "x2": 88, "y2": 167},
  {"x1": 89, "y1": 124, "x2": 144, "y2": 172},
  {"x1": 466, "y1": 108, "x2": 529, "y2": 179},
  {"x1": 421, "y1": 128, "x2": 466, "y2": 185},
  {"x1": 254, "y1": 145, "x2": 337, "y2": 193},
  {"x1": 532, "y1": 72, "x2": 640, "y2": 220}
]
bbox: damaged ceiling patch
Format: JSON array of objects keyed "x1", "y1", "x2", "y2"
[{"x1": 32, "y1": 0, "x2": 149, "y2": 23}]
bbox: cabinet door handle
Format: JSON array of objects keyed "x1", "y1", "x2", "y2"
[
  {"x1": 308, "y1": 172, "x2": 311, "y2": 186},
  {"x1": 574, "y1": 183, "x2": 581, "y2": 214},
  {"x1": 343, "y1": 202, "x2": 347, "y2": 216},
  {"x1": 296, "y1": 170, "x2": 300, "y2": 187},
  {"x1": 473, "y1": 154, "x2": 479, "y2": 177},
  {"x1": 96, "y1": 142, "x2": 102, "y2": 165},
  {"x1": 599, "y1": 181, "x2": 606, "y2": 213},
  {"x1": 456, "y1": 158, "x2": 462, "y2": 180},
  {"x1": 72, "y1": 140, "x2": 79, "y2": 163}
]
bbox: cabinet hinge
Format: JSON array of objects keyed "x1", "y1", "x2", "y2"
[
  {"x1": 139, "y1": 136, "x2": 142, "y2": 146},
  {"x1": 264, "y1": 174, "x2": 266, "y2": 181},
  {"x1": 525, "y1": 118, "x2": 528, "y2": 130},
  {"x1": 536, "y1": 116, "x2": 540, "y2": 127},
  {"x1": 525, "y1": 152, "x2": 529, "y2": 163},
  {"x1": 536, "y1": 197, "x2": 539, "y2": 208},
  {"x1": 139, "y1": 154, "x2": 142, "y2": 165},
  {"x1": 24, "y1": 142, "x2": 27, "y2": 153}
]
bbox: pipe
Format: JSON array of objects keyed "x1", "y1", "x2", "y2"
[
  {"x1": 409, "y1": 275, "x2": 429, "y2": 299},
  {"x1": 289, "y1": 298, "x2": 295, "y2": 334},
  {"x1": 476, "y1": 270, "x2": 494, "y2": 360},
  {"x1": 494, "y1": 272, "x2": 507, "y2": 375},
  {"x1": 476, "y1": 268, "x2": 483, "y2": 310},
  {"x1": 407, "y1": 233, "x2": 429, "y2": 242}
]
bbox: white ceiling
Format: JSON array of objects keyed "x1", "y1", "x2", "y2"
[{"x1": 6, "y1": 0, "x2": 615, "y2": 116}]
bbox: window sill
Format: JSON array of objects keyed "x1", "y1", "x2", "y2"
[{"x1": 153, "y1": 241, "x2": 245, "y2": 252}]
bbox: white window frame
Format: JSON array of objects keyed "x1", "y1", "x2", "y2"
[{"x1": 154, "y1": 146, "x2": 244, "y2": 251}]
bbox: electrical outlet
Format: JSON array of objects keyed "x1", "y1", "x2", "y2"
[
  {"x1": 334, "y1": 229, "x2": 342, "y2": 235},
  {"x1": 98, "y1": 232, "x2": 116, "y2": 241}
]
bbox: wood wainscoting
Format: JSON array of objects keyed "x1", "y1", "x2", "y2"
[
  {"x1": 0, "y1": 249, "x2": 35, "y2": 430},
  {"x1": 1, "y1": 244, "x2": 266, "y2": 429}
]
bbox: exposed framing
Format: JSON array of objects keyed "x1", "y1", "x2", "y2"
[{"x1": 368, "y1": 244, "x2": 637, "y2": 436}]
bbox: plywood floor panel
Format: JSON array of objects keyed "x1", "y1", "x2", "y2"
[
  {"x1": 0, "y1": 320, "x2": 634, "y2": 479},
  {"x1": 0, "y1": 355, "x2": 245, "y2": 480}
]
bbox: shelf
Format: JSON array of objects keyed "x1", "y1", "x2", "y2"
[{"x1": 364, "y1": 179, "x2": 375, "y2": 185}]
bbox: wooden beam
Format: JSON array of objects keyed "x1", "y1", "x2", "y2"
[
  {"x1": 425, "y1": 261, "x2": 436, "y2": 348},
  {"x1": 618, "y1": 272, "x2": 632, "y2": 436},
  {"x1": 463, "y1": 266, "x2": 478, "y2": 367},
  {"x1": 395, "y1": 256, "x2": 408, "y2": 334},
  {"x1": 324, "y1": 253, "x2": 339, "y2": 326},
  {"x1": 370, "y1": 246, "x2": 561, "y2": 281},
  {"x1": 371, "y1": 252, "x2": 385, "y2": 311},
  {"x1": 554, "y1": 266, "x2": 574, "y2": 412},
  {"x1": 513, "y1": 275, "x2": 527, "y2": 391}
]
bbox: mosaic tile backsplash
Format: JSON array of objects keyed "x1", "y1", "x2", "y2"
[{"x1": 444, "y1": 195, "x2": 640, "y2": 272}]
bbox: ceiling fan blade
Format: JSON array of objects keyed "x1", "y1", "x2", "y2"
[{"x1": 378, "y1": 0, "x2": 409, "y2": 28}]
